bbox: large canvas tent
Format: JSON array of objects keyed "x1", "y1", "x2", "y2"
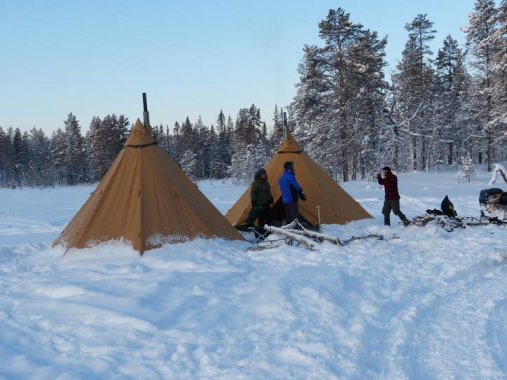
[
  {"x1": 54, "y1": 119, "x2": 243, "y2": 253},
  {"x1": 225, "y1": 132, "x2": 372, "y2": 227}
]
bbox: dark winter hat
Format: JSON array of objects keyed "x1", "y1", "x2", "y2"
[
  {"x1": 284, "y1": 161, "x2": 294, "y2": 170},
  {"x1": 382, "y1": 166, "x2": 391, "y2": 172},
  {"x1": 255, "y1": 168, "x2": 267, "y2": 178}
]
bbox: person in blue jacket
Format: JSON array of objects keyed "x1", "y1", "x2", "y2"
[{"x1": 278, "y1": 161, "x2": 306, "y2": 224}]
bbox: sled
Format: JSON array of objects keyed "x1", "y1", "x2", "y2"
[{"x1": 479, "y1": 188, "x2": 507, "y2": 223}]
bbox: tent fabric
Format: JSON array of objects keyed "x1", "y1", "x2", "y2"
[
  {"x1": 54, "y1": 119, "x2": 243, "y2": 254},
  {"x1": 225, "y1": 132, "x2": 372, "y2": 227},
  {"x1": 277, "y1": 133, "x2": 304, "y2": 153}
]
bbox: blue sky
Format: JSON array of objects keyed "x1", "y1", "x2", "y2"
[{"x1": 0, "y1": 0, "x2": 477, "y2": 134}]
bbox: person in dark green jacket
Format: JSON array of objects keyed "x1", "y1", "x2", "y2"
[{"x1": 245, "y1": 168, "x2": 274, "y2": 227}]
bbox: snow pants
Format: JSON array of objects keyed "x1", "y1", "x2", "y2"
[
  {"x1": 382, "y1": 199, "x2": 408, "y2": 225},
  {"x1": 284, "y1": 201, "x2": 300, "y2": 224},
  {"x1": 246, "y1": 204, "x2": 271, "y2": 227}
]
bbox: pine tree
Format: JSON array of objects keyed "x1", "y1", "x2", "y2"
[
  {"x1": 270, "y1": 105, "x2": 285, "y2": 150},
  {"x1": 290, "y1": 7, "x2": 388, "y2": 180},
  {"x1": 217, "y1": 110, "x2": 226, "y2": 134},
  {"x1": 434, "y1": 35, "x2": 468, "y2": 166},
  {"x1": 290, "y1": 44, "x2": 329, "y2": 165},
  {"x1": 150, "y1": 122, "x2": 162, "y2": 143},
  {"x1": 50, "y1": 128, "x2": 67, "y2": 184},
  {"x1": 377, "y1": 85, "x2": 402, "y2": 172},
  {"x1": 0, "y1": 128, "x2": 8, "y2": 186},
  {"x1": 229, "y1": 144, "x2": 254, "y2": 183},
  {"x1": 231, "y1": 105, "x2": 268, "y2": 181},
  {"x1": 486, "y1": 0, "x2": 507, "y2": 161},
  {"x1": 0, "y1": 127, "x2": 10, "y2": 187},
  {"x1": 465, "y1": 0, "x2": 498, "y2": 170},
  {"x1": 164, "y1": 125, "x2": 173, "y2": 156},
  {"x1": 115, "y1": 115, "x2": 130, "y2": 151},
  {"x1": 393, "y1": 14, "x2": 437, "y2": 171},
  {"x1": 88, "y1": 116, "x2": 109, "y2": 181},
  {"x1": 180, "y1": 117, "x2": 195, "y2": 160},
  {"x1": 213, "y1": 111, "x2": 232, "y2": 179},
  {"x1": 180, "y1": 150, "x2": 197, "y2": 180},
  {"x1": 63, "y1": 113, "x2": 85, "y2": 185},
  {"x1": 85, "y1": 113, "x2": 131, "y2": 181},
  {"x1": 460, "y1": 153, "x2": 475, "y2": 182},
  {"x1": 27, "y1": 128, "x2": 53, "y2": 187},
  {"x1": 252, "y1": 140, "x2": 270, "y2": 172},
  {"x1": 11, "y1": 128, "x2": 28, "y2": 187},
  {"x1": 226, "y1": 115, "x2": 234, "y2": 133},
  {"x1": 234, "y1": 105, "x2": 263, "y2": 148},
  {"x1": 207, "y1": 125, "x2": 219, "y2": 179},
  {"x1": 318, "y1": 8, "x2": 363, "y2": 180},
  {"x1": 348, "y1": 29, "x2": 388, "y2": 178},
  {"x1": 156, "y1": 124, "x2": 170, "y2": 153},
  {"x1": 194, "y1": 116, "x2": 211, "y2": 179},
  {"x1": 171, "y1": 121, "x2": 182, "y2": 164}
]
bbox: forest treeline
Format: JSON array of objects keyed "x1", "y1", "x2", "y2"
[
  {"x1": 0, "y1": 107, "x2": 281, "y2": 187},
  {"x1": 0, "y1": 0, "x2": 505, "y2": 187}
]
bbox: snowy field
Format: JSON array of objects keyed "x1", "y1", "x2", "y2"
[{"x1": 1, "y1": 168, "x2": 507, "y2": 379}]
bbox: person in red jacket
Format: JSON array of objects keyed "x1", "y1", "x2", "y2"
[{"x1": 377, "y1": 166, "x2": 410, "y2": 226}]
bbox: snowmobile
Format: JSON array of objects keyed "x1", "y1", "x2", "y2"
[{"x1": 479, "y1": 188, "x2": 507, "y2": 224}]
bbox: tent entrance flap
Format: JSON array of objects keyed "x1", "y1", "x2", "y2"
[{"x1": 270, "y1": 200, "x2": 286, "y2": 224}]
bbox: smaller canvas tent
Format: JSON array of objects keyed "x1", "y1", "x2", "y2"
[
  {"x1": 225, "y1": 132, "x2": 372, "y2": 227},
  {"x1": 54, "y1": 119, "x2": 243, "y2": 253}
]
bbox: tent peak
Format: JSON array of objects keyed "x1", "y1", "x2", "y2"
[
  {"x1": 125, "y1": 119, "x2": 155, "y2": 147},
  {"x1": 277, "y1": 131, "x2": 303, "y2": 154}
]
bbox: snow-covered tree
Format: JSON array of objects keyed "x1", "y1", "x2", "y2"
[
  {"x1": 348, "y1": 29, "x2": 388, "y2": 179},
  {"x1": 290, "y1": 7, "x2": 388, "y2": 180},
  {"x1": 487, "y1": 0, "x2": 507, "y2": 161},
  {"x1": 12, "y1": 128, "x2": 27, "y2": 187},
  {"x1": 460, "y1": 153, "x2": 475, "y2": 182},
  {"x1": 27, "y1": 128, "x2": 53, "y2": 187},
  {"x1": 0, "y1": 127, "x2": 11, "y2": 187},
  {"x1": 180, "y1": 150, "x2": 197, "y2": 180},
  {"x1": 465, "y1": 0, "x2": 507, "y2": 171},
  {"x1": 194, "y1": 116, "x2": 211, "y2": 179},
  {"x1": 230, "y1": 105, "x2": 269, "y2": 181},
  {"x1": 88, "y1": 116, "x2": 108, "y2": 181},
  {"x1": 62, "y1": 113, "x2": 85, "y2": 185},
  {"x1": 213, "y1": 110, "x2": 232, "y2": 179},
  {"x1": 270, "y1": 105, "x2": 286, "y2": 150},
  {"x1": 434, "y1": 35, "x2": 468, "y2": 166},
  {"x1": 50, "y1": 128, "x2": 67, "y2": 185},
  {"x1": 393, "y1": 14, "x2": 436, "y2": 172}
]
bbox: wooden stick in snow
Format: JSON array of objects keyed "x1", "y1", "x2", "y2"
[
  {"x1": 268, "y1": 220, "x2": 387, "y2": 247},
  {"x1": 280, "y1": 228, "x2": 342, "y2": 245},
  {"x1": 263, "y1": 225, "x2": 318, "y2": 250},
  {"x1": 341, "y1": 234, "x2": 385, "y2": 246}
]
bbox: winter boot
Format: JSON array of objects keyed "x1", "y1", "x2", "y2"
[
  {"x1": 384, "y1": 217, "x2": 390, "y2": 226},
  {"x1": 402, "y1": 218, "x2": 411, "y2": 227}
]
